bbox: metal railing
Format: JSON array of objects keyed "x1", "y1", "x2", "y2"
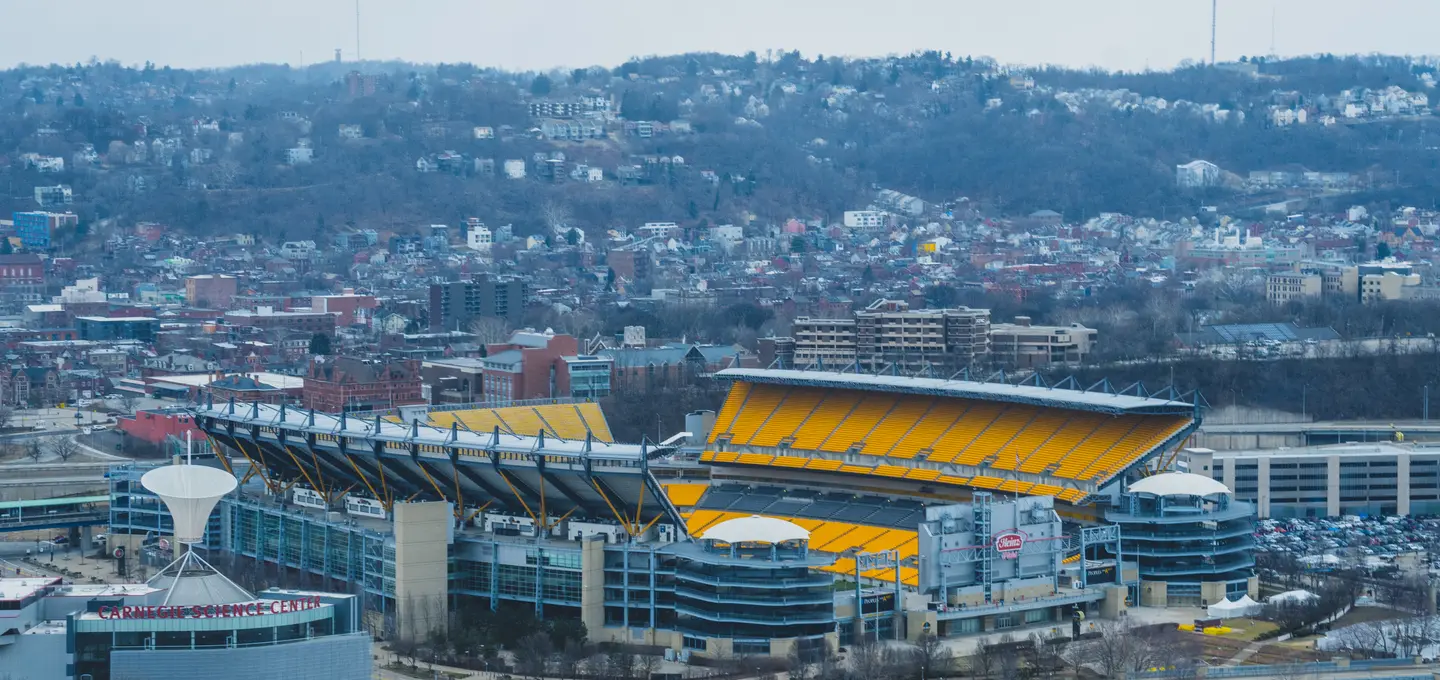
[
  {"x1": 352, "y1": 396, "x2": 590, "y2": 419},
  {"x1": 1137, "y1": 658, "x2": 1434, "y2": 679}
]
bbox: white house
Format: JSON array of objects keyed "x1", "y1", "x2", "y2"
[
  {"x1": 473, "y1": 126, "x2": 495, "y2": 139},
  {"x1": 285, "y1": 146, "x2": 314, "y2": 165},
  {"x1": 638, "y1": 222, "x2": 680, "y2": 240},
  {"x1": 503, "y1": 159, "x2": 526, "y2": 179},
  {"x1": 280, "y1": 241, "x2": 317, "y2": 259},
  {"x1": 1176, "y1": 160, "x2": 1220, "y2": 188},
  {"x1": 338, "y1": 124, "x2": 363, "y2": 140},
  {"x1": 33, "y1": 184, "x2": 72, "y2": 207},
  {"x1": 843, "y1": 210, "x2": 887, "y2": 231},
  {"x1": 467, "y1": 224, "x2": 493, "y2": 252}
]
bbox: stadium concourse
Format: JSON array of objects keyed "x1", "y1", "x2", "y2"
[{"x1": 164, "y1": 366, "x2": 1245, "y2": 658}]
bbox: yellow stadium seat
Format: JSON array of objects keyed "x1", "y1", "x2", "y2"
[
  {"x1": 891, "y1": 401, "x2": 967, "y2": 459},
  {"x1": 926, "y1": 402, "x2": 1005, "y2": 463},
  {"x1": 727, "y1": 385, "x2": 791, "y2": 444},
  {"x1": 838, "y1": 464, "x2": 874, "y2": 475},
  {"x1": 806, "y1": 459, "x2": 844, "y2": 471},
  {"x1": 820, "y1": 395, "x2": 898, "y2": 452},
  {"x1": 821, "y1": 526, "x2": 886, "y2": 553},
  {"x1": 990, "y1": 411, "x2": 1068, "y2": 471},
  {"x1": 711, "y1": 381, "x2": 753, "y2": 442},
  {"x1": 749, "y1": 389, "x2": 824, "y2": 447},
  {"x1": 1018, "y1": 414, "x2": 1106, "y2": 475},
  {"x1": 863, "y1": 397, "x2": 933, "y2": 457},
  {"x1": 699, "y1": 451, "x2": 717, "y2": 462},
  {"x1": 790, "y1": 393, "x2": 862, "y2": 450},
  {"x1": 873, "y1": 465, "x2": 909, "y2": 478},
  {"x1": 952, "y1": 409, "x2": 1035, "y2": 467},
  {"x1": 737, "y1": 453, "x2": 775, "y2": 466},
  {"x1": 575, "y1": 403, "x2": 615, "y2": 442},
  {"x1": 663, "y1": 483, "x2": 708, "y2": 507},
  {"x1": 772, "y1": 455, "x2": 808, "y2": 468},
  {"x1": 905, "y1": 469, "x2": 941, "y2": 481}
]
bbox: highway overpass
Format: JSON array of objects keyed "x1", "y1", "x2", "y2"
[{"x1": 0, "y1": 495, "x2": 108, "y2": 534}]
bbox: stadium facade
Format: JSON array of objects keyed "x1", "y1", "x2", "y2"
[{"x1": 101, "y1": 367, "x2": 1256, "y2": 656}]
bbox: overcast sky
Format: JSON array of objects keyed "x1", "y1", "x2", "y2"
[{"x1": 1, "y1": 0, "x2": 1434, "y2": 73}]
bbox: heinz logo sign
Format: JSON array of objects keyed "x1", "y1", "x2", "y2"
[{"x1": 994, "y1": 532, "x2": 1024, "y2": 554}]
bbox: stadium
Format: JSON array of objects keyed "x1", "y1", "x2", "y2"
[{"x1": 106, "y1": 366, "x2": 1256, "y2": 657}]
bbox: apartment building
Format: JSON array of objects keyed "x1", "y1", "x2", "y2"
[
  {"x1": 988, "y1": 317, "x2": 1098, "y2": 369},
  {"x1": 792, "y1": 300, "x2": 991, "y2": 371},
  {"x1": 428, "y1": 276, "x2": 527, "y2": 331},
  {"x1": 1270, "y1": 261, "x2": 1439, "y2": 304},
  {"x1": 1265, "y1": 272, "x2": 1323, "y2": 305}
]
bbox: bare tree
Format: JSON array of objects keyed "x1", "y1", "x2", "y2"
[
  {"x1": 467, "y1": 316, "x2": 511, "y2": 344},
  {"x1": 0, "y1": 405, "x2": 15, "y2": 430},
  {"x1": 913, "y1": 632, "x2": 954, "y2": 680},
  {"x1": 23, "y1": 441, "x2": 42, "y2": 463},
  {"x1": 512, "y1": 632, "x2": 554, "y2": 680},
  {"x1": 46, "y1": 436, "x2": 81, "y2": 462},
  {"x1": 540, "y1": 200, "x2": 572, "y2": 234},
  {"x1": 118, "y1": 392, "x2": 141, "y2": 414},
  {"x1": 1070, "y1": 619, "x2": 1198, "y2": 679}
]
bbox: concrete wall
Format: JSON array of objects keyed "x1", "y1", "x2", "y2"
[
  {"x1": 1200, "y1": 581, "x2": 1228, "y2": 606},
  {"x1": 1193, "y1": 431, "x2": 1306, "y2": 450},
  {"x1": 0, "y1": 626, "x2": 68, "y2": 680},
  {"x1": 1140, "y1": 580, "x2": 1168, "y2": 607},
  {"x1": 580, "y1": 536, "x2": 606, "y2": 641},
  {"x1": 1205, "y1": 406, "x2": 1311, "y2": 426},
  {"x1": 110, "y1": 632, "x2": 371, "y2": 680},
  {"x1": 393, "y1": 501, "x2": 450, "y2": 640}
]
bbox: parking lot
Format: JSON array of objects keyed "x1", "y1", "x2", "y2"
[{"x1": 1256, "y1": 515, "x2": 1440, "y2": 571}]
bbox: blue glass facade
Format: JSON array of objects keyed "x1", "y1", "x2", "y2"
[
  {"x1": 13, "y1": 211, "x2": 51, "y2": 248},
  {"x1": 1106, "y1": 485, "x2": 1256, "y2": 606}
]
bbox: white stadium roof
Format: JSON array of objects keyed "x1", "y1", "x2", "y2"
[
  {"x1": 1128, "y1": 472, "x2": 1231, "y2": 497},
  {"x1": 718, "y1": 368, "x2": 1195, "y2": 415},
  {"x1": 700, "y1": 515, "x2": 810, "y2": 544}
]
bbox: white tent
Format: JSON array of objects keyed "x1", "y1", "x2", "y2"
[
  {"x1": 1233, "y1": 594, "x2": 1264, "y2": 615},
  {"x1": 1268, "y1": 589, "x2": 1318, "y2": 605},
  {"x1": 1207, "y1": 595, "x2": 1263, "y2": 618}
]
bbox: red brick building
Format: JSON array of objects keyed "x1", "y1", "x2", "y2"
[
  {"x1": 311, "y1": 289, "x2": 378, "y2": 327},
  {"x1": 303, "y1": 356, "x2": 424, "y2": 413},
  {"x1": 185, "y1": 274, "x2": 238, "y2": 309},
  {"x1": 118, "y1": 407, "x2": 207, "y2": 447},
  {"x1": 477, "y1": 331, "x2": 577, "y2": 402}
]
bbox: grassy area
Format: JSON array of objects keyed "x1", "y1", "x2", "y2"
[
  {"x1": 1330, "y1": 606, "x2": 1404, "y2": 628},
  {"x1": 1220, "y1": 618, "x2": 1280, "y2": 641}
]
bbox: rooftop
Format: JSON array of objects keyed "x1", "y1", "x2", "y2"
[
  {"x1": 1128, "y1": 472, "x2": 1231, "y2": 497},
  {"x1": 718, "y1": 368, "x2": 1196, "y2": 415},
  {"x1": 700, "y1": 515, "x2": 810, "y2": 544},
  {"x1": 151, "y1": 372, "x2": 305, "y2": 390},
  {"x1": 0, "y1": 577, "x2": 60, "y2": 600},
  {"x1": 1213, "y1": 442, "x2": 1440, "y2": 460},
  {"x1": 196, "y1": 401, "x2": 669, "y2": 459}
]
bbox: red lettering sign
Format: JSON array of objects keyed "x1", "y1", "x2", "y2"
[
  {"x1": 95, "y1": 597, "x2": 324, "y2": 620},
  {"x1": 994, "y1": 532, "x2": 1025, "y2": 554}
]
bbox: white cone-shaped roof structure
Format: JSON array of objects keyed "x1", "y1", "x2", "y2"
[{"x1": 141, "y1": 464, "x2": 237, "y2": 544}]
